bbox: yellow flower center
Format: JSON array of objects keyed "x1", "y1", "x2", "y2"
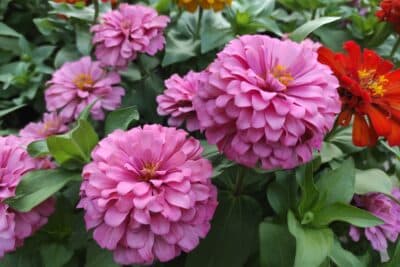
[
  {"x1": 358, "y1": 69, "x2": 388, "y2": 97},
  {"x1": 272, "y1": 65, "x2": 294, "y2": 86},
  {"x1": 73, "y1": 74, "x2": 94, "y2": 91},
  {"x1": 141, "y1": 162, "x2": 158, "y2": 181}
]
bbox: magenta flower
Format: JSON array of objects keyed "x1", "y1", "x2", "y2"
[
  {"x1": 349, "y1": 189, "x2": 400, "y2": 262},
  {"x1": 157, "y1": 71, "x2": 202, "y2": 131},
  {"x1": 92, "y1": 4, "x2": 170, "y2": 68},
  {"x1": 45, "y1": 56, "x2": 125, "y2": 121},
  {"x1": 0, "y1": 136, "x2": 55, "y2": 258},
  {"x1": 193, "y1": 35, "x2": 340, "y2": 170},
  {"x1": 78, "y1": 125, "x2": 218, "y2": 265},
  {"x1": 19, "y1": 112, "x2": 69, "y2": 140}
]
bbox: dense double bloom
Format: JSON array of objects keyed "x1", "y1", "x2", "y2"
[
  {"x1": 45, "y1": 56, "x2": 125, "y2": 121},
  {"x1": 349, "y1": 189, "x2": 400, "y2": 261},
  {"x1": 91, "y1": 4, "x2": 170, "y2": 68},
  {"x1": 318, "y1": 41, "x2": 400, "y2": 146},
  {"x1": 19, "y1": 112, "x2": 68, "y2": 140},
  {"x1": 78, "y1": 125, "x2": 218, "y2": 265},
  {"x1": 0, "y1": 136, "x2": 55, "y2": 257},
  {"x1": 376, "y1": 0, "x2": 400, "y2": 33},
  {"x1": 193, "y1": 35, "x2": 340, "y2": 170},
  {"x1": 157, "y1": 71, "x2": 202, "y2": 131},
  {"x1": 176, "y1": 0, "x2": 232, "y2": 12}
]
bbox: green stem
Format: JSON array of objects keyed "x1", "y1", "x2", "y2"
[
  {"x1": 234, "y1": 166, "x2": 245, "y2": 196},
  {"x1": 195, "y1": 8, "x2": 203, "y2": 39},
  {"x1": 390, "y1": 36, "x2": 400, "y2": 58},
  {"x1": 93, "y1": 0, "x2": 99, "y2": 24},
  {"x1": 311, "y1": 8, "x2": 317, "y2": 20}
]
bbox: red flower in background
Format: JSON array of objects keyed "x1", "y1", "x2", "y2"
[
  {"x1": 318, "y1": 41, "x2": 400, "y2": 147},
  {"x1": 376, "y1": 0, "x2": 400, "y2": 32}
]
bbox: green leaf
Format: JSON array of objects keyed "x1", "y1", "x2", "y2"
[
  {"x1": 32, "y1": 46, "x2": 56, "y2": 64},
  {"x1": 312, "y1": 203, "x2": 383, "y2": 227},
  {"x1": 296, "y1": 162, "x2": 319, "y2": 216},
  {"x1": 47, "y1": 119, "x2": 98, "y2": 169},
  {"x1": 259, "y1": 221, "x2": 295, "y2": 267},
  {"x1": 162, "y1": 12, "x2": 199, "y2": 66},
  {"x1": 5, "y1": 169, "x2": 81, "y2": 212},
  {"x1": 355, "y1": 169, "x2": 393, "y2": 195},
  {"x1": 54, "y1": 45, "x2": 81, "y2": 68},
  {"x1": 316, "y1": 159, "x2": 355, "y2": 205},
  {"x1": 267, "y1": 171, "x2": 298, "y2": 216},
  {"x1": 185, "y1": 192, "x2": 262, "y2": 267},
  {"x1": 0, "y1": 22, "x2": 21, "y2": 38},
  {"x1": 40, "y1": 244, "x2": 73, "y2": 267},
  {"x1": 329, "y1": 239, "x2": 365, "y2": 267},
  {"x1": 75, "y1": 23, "x2": 92, "y2": 55},
  {"x1": 320, "y1": 142, "x2": 344, "y2": 163},
  {"x1": 200, "y1": 11, "x2": 234, "y2": 53},
  {"x1": 49, "y1": 2, "x2": 94, "y2": 21},
  {"x1": 289, "y1": 17, "x2": 341, "y2": 42},
  {"x1": 288, "y1": 211, "x2": 334, "y2": 267},
  {"x1": 0, "y1": 104, "x2": 25, "y2": 118},
  {"x1": 85, "y1": 242, "x2": 120, "y2": 267},
  {"x1": 104, "y1": 106, "x2": 140, "y2": 135},
  {"x1": 27, "y1": 140, "x2": 50, "y2": 158}
]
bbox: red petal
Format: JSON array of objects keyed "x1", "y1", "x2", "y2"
[
  {"x1": 363, "y1": 105, "x2": 391, "y2": 136},
  {"x1": 337, "y1": 109, "x2": 353, "y2": 126},
  {"x1": 317, "y1": 47, "x2": 346, "y2": 76},
  {"x1": 353, "y1": 114, "x2": 378, "y2": 147},
  {"x1": 388, "y1": 122, "x2": 400, "y2": 146},
  {"x1": 343, "y1": 41, "x2": 361, "y2": 70}
]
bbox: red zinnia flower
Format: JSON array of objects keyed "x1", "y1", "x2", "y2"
[
  {"x1": 376, "y1": 0, "x2": 400, "y2": 33},
  {"x1": 318, "y1": 41, "x2": 400, "y2": 147}
]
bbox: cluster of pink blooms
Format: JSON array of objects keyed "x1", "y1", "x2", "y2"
[
  {"x1": 158, "y1": 35, "x2": 340, "y2": 169},
  {"x1": 19, "y1": 112, "x2": 68, "y2": 140},
  {"x1": 349, "y1": 189, "x2": 400, "y2": 262},
  {"x1": 78, "y1": 125, "x2": 217, "y2": 265},
  {"x1": 0, "y1": 136, "x2": 55, "y2": 257},
  {"x1": 92, "y1": 3, "x2": 170, "y2": 68}
]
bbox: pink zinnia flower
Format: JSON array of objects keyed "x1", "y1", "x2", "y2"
[
  {"x1": 45, "y1": 56, "x2": 125, "y2": 121},
  {"x1": 349, "y1": 189, "x2": 400, "y2": 262},
  {"x1": 0, "y1": 136, "x2": 55, "y2": 257},
  {"x1": 157, "y1": 71, "x2": 202, "y2": 131},
  {"x1": 91, "y1": 4, "x2": 170, "y2": 68},
  {"x1": 19, "y1": 112, "x2": 69, "y2": 140},
  {"x1": 78, "y1": 125, "x2": 218, "y2": 265},
  {"x1": 193, "y1": 35, "x2": 341, "y2": 170}
]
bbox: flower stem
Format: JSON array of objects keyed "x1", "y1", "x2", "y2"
[
  {"x1": 93, "y1": 0, "x2": 99, "y2": 24},
  {"x1": 234, "y1": 166, "x2": 245, "y2": 196},
  {"x1": 195, "y1": 8, "x2": 203, "y2": 39},
  {"x1": 390, "y1": 36, "x2": 400, "y2": 58},
  {"x1": 311, "y1": 9, "x2": 317, "y2": 20}
]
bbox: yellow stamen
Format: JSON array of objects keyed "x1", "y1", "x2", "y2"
[
  {"x1": 141, "y1": 162, "x2": 158, "y2": 181},
  {"x1": 272, "y1": 65, "x2": 294, "y2": 86},
  {"x1": 357, "y1": 69, "x2": 388, "y2": 97},
  {"x1": 73, "y1": 74, "x2": 94, "y2": 91}
]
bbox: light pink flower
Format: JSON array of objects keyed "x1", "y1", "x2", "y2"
[
  {"x1": 193, "y1": 35, "x2": 340, "y2": 170},
  {"x1": 92, "y1": 4, "x2": 170, "y2": 68},
  {"x1": 45, "y1": 56, "x2": 125, "y2": 121},
  {"x1": 0, "y1": 136, "x2": 55, "y2": 258},
  {"x1": 19, "y1": 112, "x2": 69, "y2": 140},
  {"x1": 157, "y1": 71, "x2": 202, "y2": 131},
  {"x1": 349, "y1": 188, "x2": 400, "y2": 262},
  {"x1": 78, "y1": 125, "x2": 217, "y2": 265}
]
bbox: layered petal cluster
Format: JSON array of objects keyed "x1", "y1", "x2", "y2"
[
  {"x1": 318, "y1": 41, "x2": 400, "y2": 147},
  {"x1": 19, "y1": 112, "x2": 69, "y2": 140},
  {"x1": 0, "y1": 136, "x2": 55, "y2": 257},
  {"x1": 78, "y1": 125, "x2": 218, "y2": 265},
  {"x1": 349, "y1": 188, "x2": 400, "y2": 261},
  {"x1": 193, "y1": 35, "x2": 340, "y2": 170},
  {"x1": 376, "y1": 0, "x2": 400, "y2": 33},
  {"x1": 45, "y1": 56, "x2": 125, "y2": 121},
  {"x1": 92, "y1": 4, "x2": 170, "y2": 68},
  {"x1": 176, "y1": 0, "x2": 232, "y2": 12},
  {"x1": 157, "y1": 71, "x2": 202, "y2": 131}
]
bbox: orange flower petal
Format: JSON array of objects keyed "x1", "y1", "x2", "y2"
[
  {"x1": 363, "y1": 105, "x2": 391, "y2": 136},
  {"x1": 353, "y1": 114, "x2": 377, "y2": 147}
]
